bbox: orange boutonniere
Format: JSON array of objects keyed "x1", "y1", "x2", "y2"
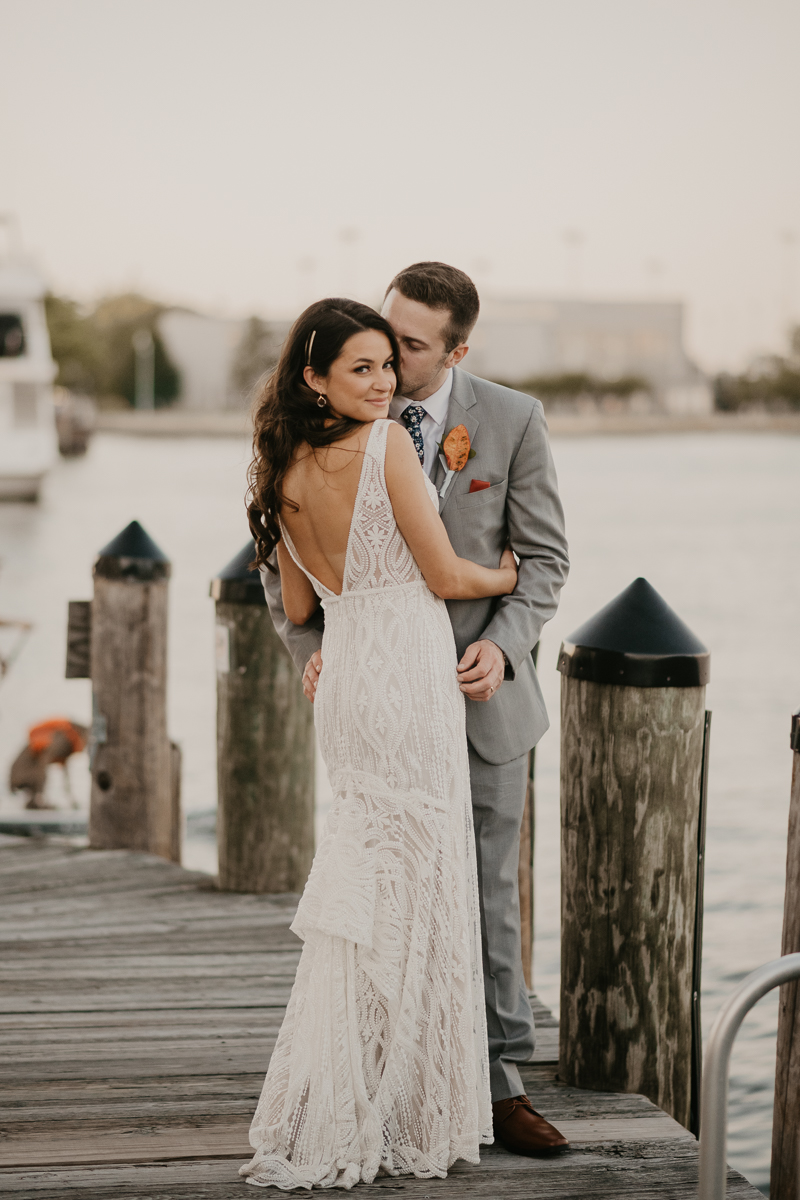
[{"x1": 437, "y1": 424, "x2": 476, "y2": 501}]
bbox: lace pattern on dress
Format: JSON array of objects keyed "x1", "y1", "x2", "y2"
[{"x1": 242, "y1": 419, "x2": 492, "y2": 1189}]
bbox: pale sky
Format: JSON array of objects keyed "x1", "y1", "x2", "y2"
[{"x1": 1, "y1": 0, "x2": 798, "y2": 372}]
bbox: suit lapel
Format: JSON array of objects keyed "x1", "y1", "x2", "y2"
[{"x1": 435, "y1": 368, "x2": 480, "y2": 516}]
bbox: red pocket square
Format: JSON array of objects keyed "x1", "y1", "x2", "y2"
[{"x1": 469, "y1": 479, "x2": 491, "y2": 493}]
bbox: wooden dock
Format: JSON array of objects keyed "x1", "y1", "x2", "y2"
[{"x1": 0, "y1": 837, "x2": 762, "y2": 1198}]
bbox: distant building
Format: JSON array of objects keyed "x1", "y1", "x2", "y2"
[
  {"x1": 158, "y1": 310, "x2": 292, "y2": 411},
  {"x1": 158, "y1": 310, "x2": 246, "y2": 411},
  {"x1": 159, "y1": 296, "x2": 711, "y2": 417},
  {"x1": 467, "y1": 297, "x2": 711, "y2": 415}
]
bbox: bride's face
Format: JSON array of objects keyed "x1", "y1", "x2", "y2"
[{"x1": 305, "y1": 330, "x2": 396, "y2": 423}]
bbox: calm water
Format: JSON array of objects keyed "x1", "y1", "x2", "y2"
[{"x1": 0, "y1": 430, "x2": 798, "y2": 1193}]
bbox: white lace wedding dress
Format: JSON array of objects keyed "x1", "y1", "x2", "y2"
[{"x1": 240, "y1": 418, "x2": 492, "y2": 1190}]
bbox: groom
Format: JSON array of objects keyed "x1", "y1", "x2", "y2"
[{"x1": 263, "y1": 262, "x2": 570, "y2": 1155}]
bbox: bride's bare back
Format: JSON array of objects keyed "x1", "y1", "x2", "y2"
[
  {"x1": 277, "y1": 420, "x2": 516, "y2": 623},
  {"x1": 279, "y1": 425, "x2": 372, "y2": 596}
]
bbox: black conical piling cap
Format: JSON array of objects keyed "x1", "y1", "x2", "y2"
[
  {"x1": 94, "y1": 520, "x2": 171, "y2": 581},
  {"x1": 210, "y1": 540, "x2": 266, "y2": 606},
  {"x1": 557, "y1": 577, "x2": 709, "y2": 688}
]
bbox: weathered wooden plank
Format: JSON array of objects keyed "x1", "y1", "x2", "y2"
[
  {"x1": 0, "y1": 852, "x2": 189, "y2": 888},
  {"x1": 0, "y1": 1031, "x2": 277, "y2": 1056},
  {"x1": 0, "y1": 1046, "x2": 559, "y2": 1084},
  {"x1": 0, "y1": 892, "x2": 293, "y2": 907},
  {"x1": 0, "y1": 1099, "x2": 258, "y2": 1125},
  {"x1": 0, "y1": 919, "x2": 286, "y2": 944},
  {"x1": 0, "y1": 917, "x2": 296, "y2": 947},
  {"x1": 0, "y1": 850, "x2": 202, "y2": 881},
  {"x1": 531, "y1": 996, "x2": 559, "y2": 1027},
  {"x1": 0, "y1": 1051, "x2": 557, "y2": 1087},
  {"x1": 0, "y1": 1075, "x2": 266, "y2": 1106},
  {"x1": 0, "y1": 1067, "x2": 682, "y2": 1116},
  {"x1": 0, "y1": 1086, "x2": 677, "y2": 1127},
  {"x1": 0, "y1": 1112, "x2": 691, "y2": 1170},
  {"x1": 0, "y1": 863, "x2": 203, "y2": 890},
  {"x1": 0, "y1": 1014, "x2": 284, "y2": 1041},
  {"x1": 0, "y1": 873, "x2": 217, "y2": 902},
  {"x1": 0, "y1": 888, "x2": 295, "y2": 915},
  {"x1": 0, "y1": 929, "x2": 302, "y2": 956},
  {"x1": 0, "y1": 843, "x2": 86, "y2": 868},
  {"x1": 533, "y1": 1028, "x2": 559, "y2": 1061},
  {"x1": 0, "y1": 1155, "x2": 763, "y2": 1199},
  {"x1": 0, "y1": 1119, "x2": 252, "y2": 1167},
  {"x1": 0, "y1": 860, "x2": 188, "y2": 885},
  {"x1": 0, "y1": 876, "x2": 209, "y2": 904},
  {"x1": 0, "y1": 1067, "x2": 641, "y2": 1110},
  {"x1": 1, "y1": 951, "x2": 302, "y2": 975},
  {"x1": 0, "y1": 902, "x2": 297, "y2": 935},
  {"x1": 0, "y1": 1057, "x2": 270, "y2": 1084},
  {"x1": 0, "y1": 1008, "x2": 284, "y2": 1032},
  {"x1": 0, "y1": 990, "x2": 294, "y2": 1014},
  {"x1": 0, "y1": 1048, "x2": 276, "y2": 1081},
  {"x1": 0, "y1": 858, "x2": 285, "y2": 894}
]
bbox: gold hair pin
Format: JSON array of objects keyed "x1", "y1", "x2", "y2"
[{"x1": 305, "y1": 330, "x2": 317, "y2": 366}]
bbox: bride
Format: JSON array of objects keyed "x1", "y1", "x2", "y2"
[{"x1": 240, "y1": 298, "x2": 517, "y2": 1190}]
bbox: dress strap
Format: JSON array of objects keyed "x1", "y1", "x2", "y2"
[
  {"x1": 351, "y1": 419, "x2": 391, "y2": 520},
  {"x1": 363, "y1": 417, "x2": 391, "y2": 466}
]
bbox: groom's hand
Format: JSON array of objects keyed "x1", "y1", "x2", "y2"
[
  {"x1": 457, "y1": 640, "x2": 505, "y2": 702},
  {"x1": 302, "y1": 651, "x2": 323, "y2": 702}
]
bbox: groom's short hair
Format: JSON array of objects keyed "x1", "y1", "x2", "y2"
[{"x1": 385, "y1": 262, "x2": 480, "y2": 351}]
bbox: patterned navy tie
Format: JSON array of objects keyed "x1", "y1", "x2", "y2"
[{"x1": 401, "y1": 404, "x2": 426, "y2": 465}]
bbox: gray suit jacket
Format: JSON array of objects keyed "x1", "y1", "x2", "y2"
[{"x1": 261, "y1": 367, "x2": 569, "y2": 765}]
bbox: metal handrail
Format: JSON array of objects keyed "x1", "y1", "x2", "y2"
[{"x1": 699, "y1": 952, "x2": 800, "y2": 1199}]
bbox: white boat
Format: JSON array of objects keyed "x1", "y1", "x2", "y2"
[{"x1": 0, "y1": 257, "x2": 58, "y2": 501}]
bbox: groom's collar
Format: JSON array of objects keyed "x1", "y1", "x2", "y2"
[{"x1": 450, "y1": 366, "x2": 478, "y2": 411}]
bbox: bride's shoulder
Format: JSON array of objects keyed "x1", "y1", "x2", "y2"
[
  {"x1": 384, "y1": 418, "x2": 414, "y2": 451},
  {"x1": 384, "y1": 421, "x2": 426, "y2": 496}
]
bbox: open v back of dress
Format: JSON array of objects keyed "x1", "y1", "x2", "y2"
[{"x1": 279, "y1": 419, "x2": 438, "y2": 600}]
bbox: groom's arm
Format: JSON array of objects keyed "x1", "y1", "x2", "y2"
[
  {"x1": 481, "y1": 400, "x2": 569, "y2": 678},
  {"x1": 260, "y1": 550, "x2": 324, "y2": 676}
]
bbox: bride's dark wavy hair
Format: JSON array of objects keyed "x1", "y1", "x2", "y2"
[{"x1": 247, "y1": 298, "x2": 401, "y2": 572}]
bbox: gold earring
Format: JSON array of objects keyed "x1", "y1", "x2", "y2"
[{"x1": 317, "y1": 394, "x2": 326, "y2": 408}]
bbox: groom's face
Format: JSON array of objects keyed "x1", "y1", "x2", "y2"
[{"x1": 381, "y1": 289, "x2": 453, "y2": 399}]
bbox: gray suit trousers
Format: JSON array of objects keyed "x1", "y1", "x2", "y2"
[{"x1": 468, "y1": 743, "x2": 534, "y2": 1102}]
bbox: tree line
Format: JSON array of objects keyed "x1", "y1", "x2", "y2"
[
  {"x1": 715, "y1": 326, "x2": 800, "y2": 412},
  {"x1": 45, "y1": 293, "x2": 180, "y2": 408},
  {"x1": 44, "y1": 294, "x2": 283, "y2": 410}
]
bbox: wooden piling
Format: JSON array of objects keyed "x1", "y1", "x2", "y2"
[
  {"x1": 770, "y1": 707, "x2": 800, "y2": 1200},
  {"x1": 87, "y1": 521, "x2": 178, "y2": 862},
  {"x1": 212, "y1": 542, "x2": 315, "y2": 894},
  {"x1": 557, "y1": 577, "x2": 710, "y2": 1131}
]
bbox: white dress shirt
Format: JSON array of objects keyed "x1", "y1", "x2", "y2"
[{"x1": 389, "y1": 370, "x2": 453, "y2": 478}]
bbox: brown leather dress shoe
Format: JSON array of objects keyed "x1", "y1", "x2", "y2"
[{"x1": 492, "y1": 1095, "x2": 569, "y2": 1155}]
